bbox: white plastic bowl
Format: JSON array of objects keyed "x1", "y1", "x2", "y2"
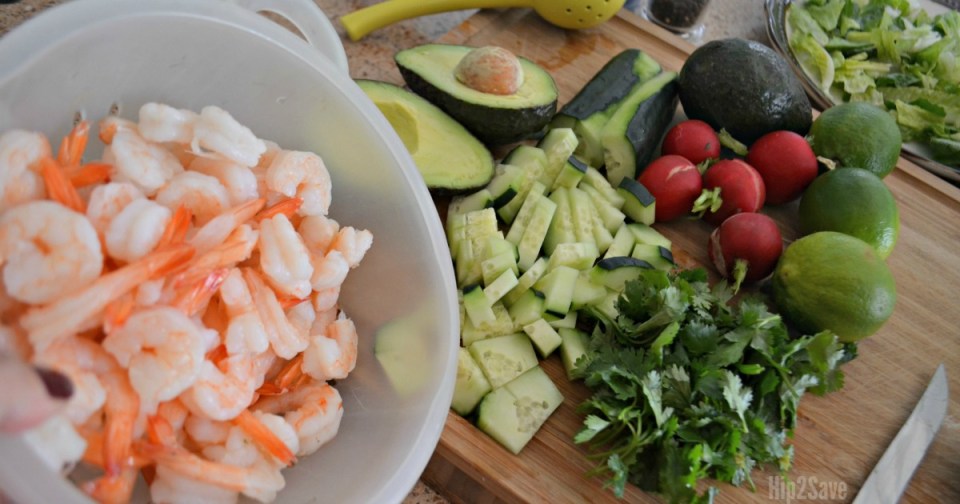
[{"x1": 0, "y1": 1, "x2": 459, "y2": 503}]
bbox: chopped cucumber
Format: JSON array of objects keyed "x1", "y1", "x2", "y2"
[
  {"x1": 481, "y1": 251, "x2": 518, "y2": 286},
  {"x1": 544, "y1": 187, "x2": 574, "y2": 255},
  {"x1": 522, "y1": 318, "x2": 563, "y2": 357},
  {"x1": 604, "y1": 223, "x2": 635, "y2": 259},
  {"x1": 486, "y1": 164, "x2": 525, "y2": 209},
  {"x1": 507, "y1": 288, "x2": 546, "y2": 327},
  {"x1": 468, "y1": 333, "x2": 539, "y2": 388},
  {"x1": 589, "y1": 256, "x2": 654, "y2": 291},
  {"x1": 546, "y1": 242, "x2": 599, "y2": 271},
  {"x1": 452, "y1": 347, "x2": 492, "y2": 415},
  {"x1": 535, "y1": 265, "x2": 579, "y2": 316},
  {"x1": 627, "y1": 223, "x2": 672, "y2": 249},
  {"x1": 559, "y1": 328, "x2": 590, "y2": 380},
  {"x1": 552, "y1": 156, "x2": 587, "y2": 190},
  {"x1": 572, "y1": 271, "x2": 609, "y2": 309},
  {"x1": 504, "y1": 181, "x2": 548, "y2": 246},
  {"x1": 580, "y1": 183, "x2": 626, "y2": 232},
  {"x1": 617, "y1": 177, "x2": 656, "y2": 225},
  {"x1": 544, "y1": 310, "x2": 578, "y2": 329},
  {"x1": 484, "y1": 268, "x2": 520, "y2": 305},
  {"x1": 463, "y1": 284, "x2": 496, "y2": 327},
  {"x1": 581, "y1": 167, "x2": 625, "y2": 208},
  {"x1": 448, "y1": 189, "x2": 494, "y2": 220},
  {"x1": 517, "y1": 197, "x2": 557, "y2": 272},
  {"x1": 502, "y1": 257, "x2": 548, "y2": 307},
  {"x1": 447, "y1": 212, "x2": 466, "y2": 257},
  {"x1": 536, "y1": 127, "x2": 579, "y2": 187},
  {"x1": 499, "y1": 145, "x2": 548, "y2": 223},
  {"x1": 461, "y1": 301, "x2": 516, "y2": 347},
  {"x1": 631, "y1": 243, "x2": 675, "y2": 271},
  {"x1": 476, "y1": 365, "x2": 564, "y2": 454}
]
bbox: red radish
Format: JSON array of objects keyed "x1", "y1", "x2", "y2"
[
  {"x1": 694, "y1": 159, "x2": 766, "y2": 226},
  {"x1": 637, "y1": 154, "x2": 703, "y2": 222},
  {"x1": 746, "y1": 131, "x2": 818, "y2": 204},
  {"x1": 661, "y1": 119, "x2": 721, "y2": 164},
  {"x1": 708, "y1": 212, "x2": 783, "y2": 291}
]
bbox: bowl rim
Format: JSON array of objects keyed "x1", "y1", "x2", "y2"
[{"x1": 0, "y1": 1, "x2": 460, "y2": 502}]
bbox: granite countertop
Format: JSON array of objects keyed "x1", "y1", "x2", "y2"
[{"x1": 0, "y1": 1, "x2": 766, "y2": 503}]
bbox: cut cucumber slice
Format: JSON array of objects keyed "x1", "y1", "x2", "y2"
[
  {"x1": 617, "y1": 177, "x2": 656, "y2": 225},
  {"x1": 448, "y1": 189, "x2": 494, "y2": 221},
  {"x1": 544, "y1": 310, "x2": 578, "y2": 329},
  {"x1": 580, "y1": 183, "x2": 626, "y2": 232},
  {"x1": 481, "y1": 251, "x2": 518, "y2": 286},
  {"x1": 507, "y1": 288, "x2": 546, "y2": 327},
  {"x1": 463, "y1": 284, "x2": 496, "y2": 327},
  {"x1": 476, "y1": 365, "x2": 563, "y2": 454},
  {"x1": 484, "y1": 268, "x2": 520, "y2": 305},
  {"x1": 536, "y1": 127, "x2": 579, "y2": 187},
  {"x1": 461, "y1": 301, "x2": 516, "y2": 347},
  {"x1": 504, "y1": 181, "x2": 548, "y2": 246},
  {"x1": 546, "y1": 242, "x2": 599, "y2": 272},
  {"x1": 571, "y1": 271, "x2": 609, "y2": 309},
  {"x1": 631, "y1": 243, "x2": 675, "y2": 272},
  {"x1": 544, "y1": 187, "x2": 574, "y2": 255},
  {"x1": 581, "y1": 167, "x2": 625, "y2": 208},
  {"x1": 502, "y1": 257, "x2": 548, "y2": 307},
  {"x1": 468, "y1": 333, "x2": 539, "y2": 389},
  {"x1": 559, "y1": 327, "x2": 590, "y2": 380},
  {"x1": 534, "y1": 265, "x2": 579, "y2": 316},
  {"x1": 522, "y1": 318, "x2": 563, "y2": 357},
  {"x1": 517, "y1": 196, "x2": 557, "y2": 272},
  {"x1": 499, "y1": 145, "x2": 548, "y2": 223},
  {"x1": 604, "y1": 223, "x2": 636, "y2": 259},
  {"x1": 589, "y1": 256, "x2": 654, "y2": 291},
  {"x1": 452, "y1": 347, "x2": 492, "y2": 415},
  {"x1": 552, "y1": 156, "x2": 587, "y2": 190},
  {"x1": 627, "y1": 223, "x2": 672, "y2": 249},
  {"x1": 567, "y1": 186, "x2": 597, "y2": 245},
  {"x1": 447, "y1": 212, "x2": 466, "y2": 258},
  {"x1": 486, "y1": 164, "x2": 525, "y2": 209}
]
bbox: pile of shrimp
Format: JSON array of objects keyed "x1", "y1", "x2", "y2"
[{"x1": 0, "y1": 103, "x2": 373, "y2": 503}]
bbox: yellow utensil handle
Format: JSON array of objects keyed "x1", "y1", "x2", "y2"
[{"x1": 340, "y1": 0, "x2": 523, "y2": 41}]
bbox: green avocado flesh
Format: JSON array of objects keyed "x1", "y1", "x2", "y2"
[
  {"x1": 357, "y1": 79, "x2": 495, "y2": 193},
  {"x1": 396, "y1": 44, "x2": 558, "y2": 145}
]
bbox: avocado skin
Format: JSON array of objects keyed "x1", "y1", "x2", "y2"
[
  {"x1": 398, "y1": 65, "x2": 557, "y2": 146},
  {"x1": 678, "y1": 38, "x2": 812, "y2": 145}
]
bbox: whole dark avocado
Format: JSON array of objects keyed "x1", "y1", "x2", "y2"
[{"x1": 678, "y1": 38, "x2": 812, "y2": 145}]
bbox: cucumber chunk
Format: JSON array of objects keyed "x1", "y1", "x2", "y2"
[
  {"x1": 604, "y1": 223, "x2": 636, "y2": 259},
  {"x1": 627, "y1": 223, "x2": 672, "y2": 249},
  {"x1": 544, "y1": 187, "x2": 575, "y2": 255},
  {"x1": 486, "y1": 164, "x2": 525, "y2": 209},
  {"x1": 546, "y1": 242, "x2": 599, "y2": 271},
  {"x1": 567, "y1": 186, "x2": 598, "y2": 245},
  {"x1": 499, "y1": 145, "x2": 548, "y2": 223},
  {"x1": 484, "y1": 268, "x2": 520, "y2": 305},
  {"x1": 631, "y1": 243, "x2": 676, "y2": 271},
  {"x1": 452, "y1": 347, "x2": 492, "y2": 415},
  {"x1": 580, "y1": 183, "x2": 627, "y2": 232},
  {"x1": 505, "y1": 181, "x2": 548, "y2": 246},
  {"x1": 468, "y1": 333, "x2": 539, "y2": 388},
  {"x1": 617, "y1": 177, "x2": 656, "y2": 225},
  {"x1": 463, "y1": 284, "x2": 496, "y2": 327},
  {"x1": 502, "y1": 257, "x2": 548, "y2": 307},
  {"x1": 461, "y1": 301, "x2": 516, "y2": 347},
  {"x1": 507, "y1": 288, "x2": 546, "y2": 326},
  {"x1": 552, "y1": 156, "x2": 588, "y2": 190},
  {"x1": 559, "y1": 328, "x2": 590, "y2": 380},
  {"x1": 581, "y1": 167, "x2": 625, "y2": 208},
  {"x1": 544, "y1": 310, "x2": 578, "y2": 329},
  {"x1": 476, "y1": 366, "x2": 564, "y2": 454},
  {"x1": 571, "y1": 271, "x2": 609, "y2": 309},
  {"x1": 535, "y1": 265, "x2": 579, "y2": 316},
  {"x1": 589, "y1": 256, "x2": 654, "y2": 291},
  {"x1": 517, "y1": 197, "x2": 557, "y2": 272},
  {"x1": 522, "y1": 318, "x2": 563, "y2": 357},
  {"x1": 536, "y1": 127, "x2": 579, "y2": 187}
]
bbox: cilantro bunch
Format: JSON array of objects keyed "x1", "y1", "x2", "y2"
[{"x1": 572, "y1": 269, "x2": 855, "y2": 503}]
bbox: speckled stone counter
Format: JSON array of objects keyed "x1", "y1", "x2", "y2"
[{"x1": 0, "y1": 1, "x2": 766, "y2": 503}]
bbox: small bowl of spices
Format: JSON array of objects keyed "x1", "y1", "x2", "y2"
[{"x1": 640, "y1": 0, "x2": 711, "y2": 43}]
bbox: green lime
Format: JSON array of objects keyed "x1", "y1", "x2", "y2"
[
  {"x1": 772, "y1": 231, "x2": 896, "y2": 342},
  {"x1": 798, "y1": 168, "x2": 899, "y2": 259},
  {"x1": 809, "y1": 102, "x2": 902, "y2": 178}
]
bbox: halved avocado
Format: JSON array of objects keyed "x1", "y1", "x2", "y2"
[
  {"x1": 396, "y1": 44, "x2": 558, "y2": 145},
  {"x1": 357, "y1": 79, "x2": 495, "y2": 194}
]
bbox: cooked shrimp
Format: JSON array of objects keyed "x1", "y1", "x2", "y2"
[
  {"x1": 86, "y1": 182, "x2": 145, "y2": 237},
  {"x1": 189, "y1": 156, "x2": 259, "y2": 206},
  {"x1": 98, "y1": 116, "x2": 138, "y2": 145},
  {"x1": 105, "y1": 198, "x2": 172, "y2": 263},
  {"x1": 0, "y1": 322, "x2": 30, "y2": 360},
  {"x1": 184, "y1": 414, "x2": 230, "y2": 447},
  {"x1": 149, "y1": 463, "x2": 240, "y2": 504},
  {"x1": 103, "y1": 307, "x2": 212, "y2": 414},
  {"x1": 138, "y1": 102, "x2": 198, "y2": 145},
  {"x1": 155, "y1": 171, "x2": 230, "y2": 225},
  {"x1": 310, "y1": 249, "x2": 349, "y2": 291},
  {"x1": 191, "y1": 105, "x2": 266, "y2": 168},
  {"x1": 285, "y1": 300, "x2": 315, "y2": 342},
  {"x1": 0, "y1": 129, "x2": 48, "y2": 211},
  {"x1": 181, "y1": 354, "x2": 259, "y2": 422},
  {"x1": 302, "y1": 316, "x2": 358, "y2": 382},
  {"x1": 219, "y1": 268, "x2": 269, "y2": 356},
  {"x1": 297, "y1": 214, "x2": 339, "y2": 254},
  {"x1": 20, "y1": 244, "x2": 194, "y2": 351},
  {"x1": 105, "y1": 128, "x2": 183, "y2": 196},
  {"x1": 265, "y1": 150, "x2": 331, "y2": 217},
  {"x1": 258, "y1": 214, "x2": 313, "y2": 299},
  {"x1": 188, "y1": 198, "x2": 264, "y2": 255},
  {"x1": 330, "y1": 226, "x2": 374, "y2": 269},
  {"x1": 254, "y1": 381, "x2": 343, "y2": 457},
  {"x1": 0, "y1": 200, "x2": 103, "y2": 304},
  {"x1": 311, "y1": 286, "x2": 340, "y2": 313},
  {"x1": 243, "y1": 269, "x2": 307, "y2": 360}
]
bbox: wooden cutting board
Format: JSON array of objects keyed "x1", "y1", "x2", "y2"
[{"x1": 391, "y1": 8, "x2": 960, "y2": 504}]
